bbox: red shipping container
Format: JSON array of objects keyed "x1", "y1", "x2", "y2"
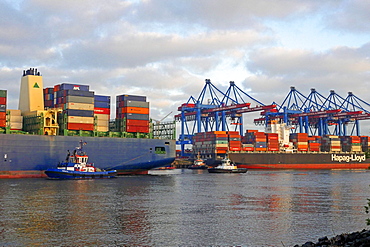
[
  {"x1": 227, "y1": 131, "x2": 239, "y2": 135},
  {"x1": 229, "y1": 147, "x2": 241, "y2": 151},
  {"x1": 54, "y1": 84, "x2": 60, "y2": 92},
  {"x1": 0, "y1": 112, "x2": 6, "y2": 119},
  {"x1": 94, "y1": 107, "x2": 110, "y2": 115},
  {"x1": 242, "y1": 147, "x2": 254, "y2": 151},
  {"x1": 67, "y1": 123, "x2": 94, "y2": 131},
  {"x1": 268, "y1": 147, "x2": 279, "y2": 151},
  {"x1": 126, "y1": 125, "x2": 149, "y2": 133},
  {"x1": 0, "y1": 97, "x2": 6, "y2": 105},
  {"x1": 0, "y1": 119, "x2": 5, "y2": 127}
]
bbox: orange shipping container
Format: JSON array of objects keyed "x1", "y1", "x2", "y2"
[
  {"x1": 121, "y1": 107, "x2": 149, "y2": 114},
  {"x1": 0, "y1": 119, "x2": 6, "y2": 127},
  {"x1": 0, "y1": 112, "x2": 6, "y2": 119}
]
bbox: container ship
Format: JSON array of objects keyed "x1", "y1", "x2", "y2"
[
  {"x1": 192, "y1": 121, "x2": 370, "y2": 169},
  {"x1": 0, "y1": 68, "x2": 176, "y2": 178}
]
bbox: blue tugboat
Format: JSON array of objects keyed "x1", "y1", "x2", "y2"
[{"x1": 45, "y1": 140, "x2": 117, "y2": 179}]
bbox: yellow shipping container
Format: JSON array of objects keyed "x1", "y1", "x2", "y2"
[
  {"x1": 96, "y1": 119, "x2": 109, "y2": 127},
  {"x1": 9, "y1": 115, "x2": 23, "y2": 122},
  {"x1": 96, "y1": 126, "x2": 109, "y2": 132},
  {"x1": 94, "y1": 114, "x2": 110, "y2": 121}
]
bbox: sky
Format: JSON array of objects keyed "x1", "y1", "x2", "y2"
[{"x1": 1, "y1": 0, "x2": 370, "y2": 134}]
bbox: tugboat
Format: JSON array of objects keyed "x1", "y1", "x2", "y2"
[
  {"x1": 45, "y1": 140, "x2": 117, "y2": 179},
  {"x1": 208, "y1": 155, "x2": 247, "y2": 173},
  {"x1": 188, "y1": 153, "x2": 208, "y2": 170}
]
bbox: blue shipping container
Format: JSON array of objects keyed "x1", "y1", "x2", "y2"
[
  {"x1": 64, "y1": 90, "x2": 94, "y2": 97},
  {"x1": 94, "y1": 101, "x2": 110, "y2": 108},
  {"x1": 60, "y1": 83, "x2": 89, "y2": 92},
  {"x1": 116, "y1": 95, "x2": 146, "y2": 102},
  {"x1": 95, "y1": 95, "x2": 110, "y2": 102}
]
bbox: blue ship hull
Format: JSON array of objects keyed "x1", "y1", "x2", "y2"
[
  {"x1": 0, "y1": 134, "x2": 176, "y2": 178},
  {"x1": 45, "y1": 168, "x2": 117, "y2": 179}
]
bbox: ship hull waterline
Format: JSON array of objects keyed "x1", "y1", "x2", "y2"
[
  {"x1": 229, "y1": 152, "x2": 370, "y2": 170},
  {"x1": 0, "y1": 134, "x2": 176, "y2": 178}
]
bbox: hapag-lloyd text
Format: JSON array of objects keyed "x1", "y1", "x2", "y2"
[{"x1": 331, "y1": 154, "x2": 366, "y2": 163}]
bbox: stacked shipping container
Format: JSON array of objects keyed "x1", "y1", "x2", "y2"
[
  {"x1": 290, "y1": 133, "x2": 309, "y2": 151},
  {"x1": 228, "y1": 131, "x2": 241, "y2": 151},
  {"x1": 192, "y1": 131, "x2": 229, "y2": 155},
  {"x1": 0, "y1": 90, "x2": 6, "y2": 128},
  {"x1": 341, "y1": 136, "x2": 362, "y2": 152},
  {"x1": 54, "y1": 83, "x2": 95, "y2": 132},
  {"x1": 361, "y1": 136, "x2": 370, "y2": 152},
  {"x1": 94, "y1": 95, "x2": 110, "y2": 132},
  {"x1": 321, "y1": 135, "x2": 341, "y2": 152},
  {"x1": 308, "y1": 136, "x2": 321, "y2": 152},
  {"x1": 43, "y1": 87, "x2": 54, "y2": 108},
  {"x1": 243, "y1": 130, "x2": 267, "y2": 151},
  {"x1": 7, "y1": 110, "x2": 22, "y2": 130},
  {"x1": 116, "y1": 95, "x2": 149, "y2": 133}
]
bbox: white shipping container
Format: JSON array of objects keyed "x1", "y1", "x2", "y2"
[
  {"x1": 9, "y1": 115, "x2": 23, "y2": 122},
  {"x1": 67, "y1": 116, "x2": 94, "y2": 124},
  {"x1": 66, "y1": 102, "x2": 94, "y2": 111},
  {"x1": 10, "y1": 122, "x2": 22, "y2": 130},
  {"x1": 8, "y1": 109, "x2": 22, "y2": 116}
]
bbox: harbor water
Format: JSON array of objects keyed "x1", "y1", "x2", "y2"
[{"x1": 1, "y1": 169, "x2": 369, "y2": 246}]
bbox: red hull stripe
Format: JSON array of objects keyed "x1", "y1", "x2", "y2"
[
  {"x1": 0, "y1": 171, "x2": 47, "y2": 179},
  {"x1": 237, "y1": 163, "x2": 370, "y2": 169}
]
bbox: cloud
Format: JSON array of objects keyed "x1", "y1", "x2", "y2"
[{"x1": 325, "y1": 0, "x2": 370, "y2": 33}]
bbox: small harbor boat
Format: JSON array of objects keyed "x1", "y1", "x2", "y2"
[
  {"x1": 44, "y1": 140, "x2": 117, "y2": 179},
  {"x1": 208, "y1": 156, "x2": 247, "y2": 173},
  {"x1": 188, "y1": 153, "x2": 208, "y2": 170}
]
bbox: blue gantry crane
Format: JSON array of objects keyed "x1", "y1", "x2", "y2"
[
  {"x1": 175, "y1": 79, "x2": 275, "y2": 157},
  {"x1": 254, "y1": 86, "x2": 370, "y2": 137}
]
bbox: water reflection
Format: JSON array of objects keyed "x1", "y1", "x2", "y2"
[{"x1": 0, "y1": 170, "x2": 369, "y2": 246}]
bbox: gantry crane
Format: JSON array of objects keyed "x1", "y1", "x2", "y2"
[
  {"x1": 175, "y1": 79, "x2": 275, "y2": 157},
  {"x1": 255, "y1": 86, "x2": 370, "y2": 136}
]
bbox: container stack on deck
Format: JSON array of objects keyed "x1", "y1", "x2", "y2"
[
  {"x1": 321, "y1": 135, "x2": 341, "y2": 152},
  {"x1": 228, "y1": 131, "x2": 241, "y2": 151},
  {"x1": 243, "y1": 130, "x2": 267, "y2": 151},
  {"x1": 54, "y1": 83, "x2": 95, "y2": 132},
  {"x1": 43, "y1": 87, "x2": 54, "y2": 108},
  {"x1": 116, "y1": 95, "x2": 149, "y2": 133},
  {"x1": 341, "y1": 136, "x2": 361, "y2": 152},
  {"x1": 7, "y1": 110, "x2": 22, "y2": 131},
  {"x1": 193, "y1": 129, "x2": 370, "y2": 159},
  {"x1": 94, "y1": 95, "x2": 110, "y2": 132},
  {"x1": 361, "y1": 136, "x2": 370, "y2": 152},
  {"x1": 266, "y1": 133, "x2": 279, "y2": 151},
  {"x1": 0, "y1": 90, "x2": 6, "y2": 128},
  {"x1": 308, "y1": 136, "x2": 321, "y2": 151},
  {"x1": 193, "y1": 131, "x2": 230, "y2": 155},
  {"x1": 290, "y1": 133, "x2": 309, "y2": 151}
]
